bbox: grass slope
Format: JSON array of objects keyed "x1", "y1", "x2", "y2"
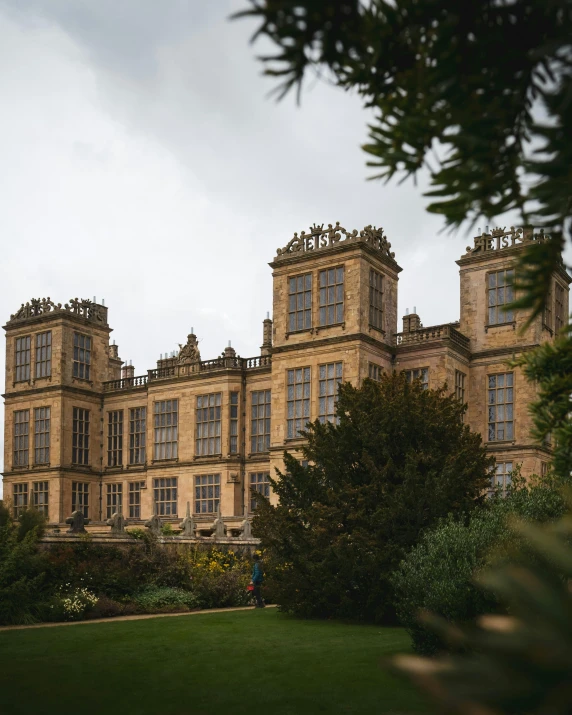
[{"x1": 0, "y1": 609, "x2": 432, "y2": 715}]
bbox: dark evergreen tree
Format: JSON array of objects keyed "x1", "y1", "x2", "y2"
[{"x1": 253, "y1": 372, "x2": 493, "y2": 622}]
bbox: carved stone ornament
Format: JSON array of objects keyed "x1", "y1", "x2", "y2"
[
  {"x1": 239, "y1": 518, "x2": 253, "y2": 540},
  {"x1": 210, "y1": 505, "x2": 226, "y2": 540},
  {"x1": 65, "y1": 510, "x2": 90, "y2": 534},
  {"x1": 275, "y1": 222, "x2": 396, "y2": 261},
  {"x1": 465, "y1": 226, "x2": 550, "y2": 255},
  {"x1": 144, "y1": 514, "x2": 162, "y2": 534},
  {"x1": 177, "y1": 333, "x2": 201, "y2": 364},
  {"x1": 178, "y1": 502, "x2": 196, "y2": 538},
  {"x1": 107, "y1": 512, "x2": 127, "y2": 534},
  {"x1": 8, "y1": 297, "x2": 107, "y2": 325}
]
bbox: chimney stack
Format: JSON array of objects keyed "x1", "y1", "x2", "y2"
[
  {"x1": 121, "y1": 362, "x2": 135, "y2": 380},
  {"x1": 402, "y1": 308, "x2": 421, "y2": 333},
  {"x1": 261, "y1": 312, "x2": 273, "y2": 356}
]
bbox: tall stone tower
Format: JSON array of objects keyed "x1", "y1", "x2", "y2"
[
  {"x1": 457, "y1": 226, "x2": 570, "y2": 476},
  {"x1": 3, "y1": 298, "x2": 121, "y2": 523},
  {"x1": 268, "y1": 222, "x2": 401, "y2": 474}
]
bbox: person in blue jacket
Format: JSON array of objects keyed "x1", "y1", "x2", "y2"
[{"x1": 251, "y1": 553, "x2": 265, "y2": 608}]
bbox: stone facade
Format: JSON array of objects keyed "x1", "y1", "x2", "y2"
[{"x1": 2, "y1": 224, "x2": 570, "y2": 531}]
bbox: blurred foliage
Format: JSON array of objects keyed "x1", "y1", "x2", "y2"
[
  {"x1": 392, "y1": 469, "x2": 567, "y2": 654},
  {"x1": 393, "y1": 504, "x2": 572, "y2": 714},
  {"x1": 252, "y1": 372, "x2": 493, "y2": 622},
  {"x1": 234, "y1": 0, "x2": 572, "y2": 320},
  {"x1": 0, "y1": 508, "x2": 49, "y2": 625}
]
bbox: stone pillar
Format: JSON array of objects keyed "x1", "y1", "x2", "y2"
[{"x1": 261, "y1": 313, "x2": 272, "y2": 356}]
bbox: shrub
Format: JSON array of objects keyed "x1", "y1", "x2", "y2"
[
  {"x1": 87, "y1": 595, "x2": 127, "y2": 619},
  {"x1": 392, "y1": 473, "x2": 567, "y2": 654},
  {"x1": 0, "y1": 510, "x2": 52, "y2": 626},
  {"x1": 131, "y1": 586, "x2": 200, "y2": 612}
]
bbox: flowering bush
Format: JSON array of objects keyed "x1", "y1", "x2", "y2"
[{"x1": 52, "y1": 583, "x2": 98, "y2": 621}]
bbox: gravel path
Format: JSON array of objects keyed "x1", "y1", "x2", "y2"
[{"x1": 0, "y1": 604, "x2": 276, "y2": 632}]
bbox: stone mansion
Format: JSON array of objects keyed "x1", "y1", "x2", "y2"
[{"x1": 2, "y1": 223, "x2": 570, "y2": 532}]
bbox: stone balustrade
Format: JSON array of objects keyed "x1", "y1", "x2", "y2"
[
  {"x1": 103, "y1": 355, "x2": 272, "y2": 393},
  {"x1": 394, "y1": 323, "x2": 470, "y2": 350}
]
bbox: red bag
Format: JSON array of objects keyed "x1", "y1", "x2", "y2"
[{"x1": 247, "y1": 584, "x2": 255, "y2": 592}]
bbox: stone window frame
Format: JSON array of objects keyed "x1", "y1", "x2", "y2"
[
  {"x1": 404, "y1": 367, "x2": 429, "y2": 390},
  {"x1": 318, "y1": 361, "x2": 343, "y2": 424},
  {"x1": 72, "y1": 332, "x2": 92, "y2": 381},
  {"x1": 368, "y1": 362, "x2": 383, "y2": 382},
  {"x1": 485, "y1": 267, "x2": 515, "y2": 328},
  {"x1": 250, "y1": 471, "x2": 271, "y2": 512},
  {"x1": 455, "y1": 370, "x2": 466, "y2": 403},
  {"x1": 107, "y1": 410, "x2": 124, "y2": 467},
  {"x1": 129, "y1": 407, "x2": 147, "y2": 465},
  {"x1": 194, "y1": 473, "x2": 220, "y2": 515},
  {"x1": 106, "y1": 482, "x2": 123, "y2": 519},
  {"x1": 251, "y1": 389, "x2": 271, "y2": 454},
  {"x1": 153, "y1": 476, "x2": 178, "y2": 517},
  {"x1": 555, "y1": 281, "x2": 565, "y2": 333},
  {"x1": 15, "y1": 335, "x2": 31, "y2": 383},
  {"x1": 128, "y1": 481, "x2": 145, "y2": 519},
  {"x1": 13, "y1": 409, "x2": 30, "y2": 468},
  {"x1": 72, "y1": 481, "x2": 89, "y2": 518},
  {"x1": 487, "y1": 372, "x2": 514, "y2": 442},
  {"x1": 286, "y1": 366, "x2": 311, "y2": 439},
  {"x1": 13, "y1": 483, "x2": 28, "y2": 519},
  {"x1": 195, "y1": 393, "x2": 222, "y2": 457},
  {"x1": 543, "y1": 280, "x2": 554, "y2": 334},
  {"x1": 229, "y1": 392, "x2": 239, "y2": 455},
  {"x1": 489, "y1": 461, "x2": 514, "y2": 497},
  {"x1": 288, "y1": 272, "x2": 313, "y2": 334},
  {"x1": 153, "y1": 400, "x2": 178, "y2": 461},
  {"x1": 369, "y1": 268, "x2": 384, "y2": 333},
  {"x1": 72, "y1": 407, "x2": 90, "y2": 465},
  {"x1": 318, "y1": 265, "x2": 345, "y2": 327},
  {"x1": 32, "y1": 481, "x2": 49, "y2": 518},
  {"x1": 34, "y1": 406, "x2": 50, "y2": 465},
  {"x1": 35, "y1": 331, "x2": 52, "y2": 379}
]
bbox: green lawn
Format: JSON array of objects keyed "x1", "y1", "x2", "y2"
[{"x1": 0, "y1": 609, "x2": 433, "y2": 715}]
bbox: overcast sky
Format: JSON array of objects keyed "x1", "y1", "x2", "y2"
[{"x1": 2, "y1": 1, "x2": 569, "y2": 493}]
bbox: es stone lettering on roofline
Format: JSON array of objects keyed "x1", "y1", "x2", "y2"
[
  {"x1": 275, "y1": 222, "x2": 396, "y2": 261},
  {"x1": 465, "y1": 226, "x2": 550, "y2": 255},
  {"x1": 7, "y1": 297, "x2": 108, "y2": 325}
]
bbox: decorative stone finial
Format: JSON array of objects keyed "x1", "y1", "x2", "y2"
[
  {"x1": 144, "y1": 514, "x2": 162, "y2": 535},
  {"x1": 211, "y1": 505, "x2": 226, "y2": 540},
  {"x1": 177, "y1": 333, "x2": 201, "y2": 364},
  {"x1": 179, "y1": 502, "x2": 196, "y2": 538},
  {"x1": 107, "y1": 512, "x2": 127, "y2": 534},
  {"x1": 65, "y1": 510, "x2": 90, "y2": 534}
]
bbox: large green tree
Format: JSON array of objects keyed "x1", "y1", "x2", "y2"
[
  {"x1": 253, "y1": 373, "x2": 493, "y2": 622},
  {"x1": 235, "y1": 0, "x2": 571, "y2": 319}
]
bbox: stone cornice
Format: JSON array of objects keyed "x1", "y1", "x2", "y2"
[
  {"x1": 469, "y1": 344, "x2": 541, "y2": 361},
  {"x1": 271, "y1": 331, "x2": 394, "y2": 356},
  {"x1": 3, "y1": 383, "x2": 102, "y2": 401}
]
